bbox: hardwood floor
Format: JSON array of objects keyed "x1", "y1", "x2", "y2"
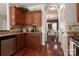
[{"x1": 14, "y1": 40, "x2": 64, "y2": 56}]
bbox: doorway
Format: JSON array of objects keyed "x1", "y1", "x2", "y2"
[{"x1": 46, "y1": 4, "x2": 59, "y2": 43}]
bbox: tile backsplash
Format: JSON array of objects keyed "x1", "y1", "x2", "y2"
[
  {"x1": 68, "y1": 26, "x2": 79, "y2": 32},
  {"x1": 11, "y1": 25, "x2": 41, "y2": 32},
  {"x1": 10, "y1": 25, "x2": 24, "y2": 32},
  {"x1": 23, "y1": 25, "x2": 41, "y2": 32}
]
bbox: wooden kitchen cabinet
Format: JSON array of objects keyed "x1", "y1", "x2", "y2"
[
  {"x1": 10, "y1": 6, "x2": 25, "y2": 25},
  {"x1": 25, "y1": 33, "x2": 32, "y2": 47},
  {"x1": 25, "y1": 10, "x2": 42, "y2": 26},
  {"x1": 10, "y1": 6, "x2": 41, "y2": 26},
  {"x1": 16, "y1": 34, "x2": 25, "y2": 51},
  {"x1": 25, "y1": 33, "x2": 42, "y2": 47},
  {"x1": 32, "y1": 10, "x2": 42, "y2": 26},
  {"x1": 25, "y1": 12, "x2": 32, "y2": 25},
  {"x1": 31, "y1": 33, "x2": 41, "y2": 47},
  {"x1": 77, "y1": 4, "x2": 79, "y2": 22}
]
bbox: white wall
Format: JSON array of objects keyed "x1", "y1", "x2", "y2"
[
  {"x1": 59, "y1": 4, "x2": 67, "y2": 55},
  {"x1": 65, "y1": 3, "x2": 77, "y2": 32},
  {"x1": 65, "y1": 4, "x2": 77, "y2": 26},
  {"x1": 64, "y1": 4, "x2": 77, "y2": 55},
  {"x1": 47, "y1": 13, "x2": 58, "y2": 20},
  {"x1": 59, "y1": 3, "x2": 77, "y2": 56},
  {"x1": 0, "y1": 3, "x2": 8, "y2": 30}
]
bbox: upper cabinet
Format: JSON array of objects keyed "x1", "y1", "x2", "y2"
[
  {"x1": 32, "y1": 10, "x2": 42, "y2": 26},
  {"x1": 10, "y1": 6, "x2": 42, "y2": 26},
  {"x1": 25, "y1": 12, "x2": 32, "y2": 25},
  {"x1": 10, "y1": 6, "x2": 25, "y2": 25},
  {"x1": 25, "y1": 10, "x2": 42, "y2": 26},
  {"x1": 77, "y1": 4, "x2": 79, "y2": 22}
]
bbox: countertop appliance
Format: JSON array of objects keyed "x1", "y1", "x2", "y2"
[
  {"x1": 1, "y1": 35, "x2": 16, "y2": 56},
  {"x1": 31, "y1": 26, "x2": 36, "y2": 32}
]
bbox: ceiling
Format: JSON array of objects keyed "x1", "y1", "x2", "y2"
[
  {"x1": 17, "y1": 3, "x2": 41, "y2": 7},
  {"x1": 46, "y1": 4, "x2": 58, "y2": 19},
  {"x1": 9, "y1": 3, "x2": 60, "y2": 19},
  {"x1": 46, "y1": 3, "x2": 59, "y2": 15},
  {"x1": 47, "y1": 10, "x2": 58, "y2": 14},
  {"x1": 9, "y1": 3, "x2": 44, "y2": 7}
]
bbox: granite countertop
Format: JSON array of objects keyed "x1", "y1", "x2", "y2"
[
  {"x1": 0, "y1": 31, "x2": 41, "y2": 37},
  {"x1": 67, "y1": 32, "x2": 79, "y2": 36},
  {"x1": 0, "y1": 31, "x2": 25, "y2": 37}
]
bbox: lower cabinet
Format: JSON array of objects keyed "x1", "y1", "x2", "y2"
[
  {"x1": 16, "y1": 34, "x2": 25, "y2": 51},
  {"x1": 25, "y1": 33, "x2": 32, "y2": 47},
  {"x1": 0, "y1": 33, "x2": 42, "y2": 55},
  {"x1": 31, "y1": 33, "x2": 41, "y2": 47},
  {"x1": 25, "y1": 33, "x2": 42, "y2": 47},
  {"x1": 16, "y1": 33, "x2": 42, "y2": 51}
]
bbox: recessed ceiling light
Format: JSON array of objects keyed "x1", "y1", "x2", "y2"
[{"x1": 49, "y1": 6, "x2": 56, "y2": 10}]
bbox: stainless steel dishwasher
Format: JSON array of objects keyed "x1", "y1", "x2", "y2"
[{"x1": 1, "y1": 35, "x2": 16, "y2": 56}]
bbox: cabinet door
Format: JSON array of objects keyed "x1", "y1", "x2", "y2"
[
  {"x1": 10, "y1": 7, "x2": 16, "y2": 25},
  {"x1": 15, "y1": 8, "x2": 25, "y2": 25},
  {"x1": 25, "y1": 33, "x2": 42, "y2": 47},
  {"x1": 25, "y1": 12, "x2": 32, "y2": 25},
  {"x1": 16, "y1": 34, "x2": 25, "y2": 51},
  {"x1": 16, "y1": 34, "x2": 21, "y2": 51},
  {"x1": 31, "y1": 33, "x2": 41, "y2": 47},
  {"x1": 77, "y1": 4, "x2": 79, "y2": 22},
  {"x1": 10, "y1": 6, "x2": 25, "y2": 25},
  {"x1": 18, "y1": 9, "x2": 25, "y2": 25},
  {"x1": 31, "y1": 34, "x2": 36, "y2": 47},
  {"x1": 20, "y1": 34, "x2": 25, "y2": 48},
  {"x1": 32, "y1": 10, "x2": 41, "y2": 26},
  {"x1": 25, "y1": 33, "x2": 32, "y2": 47},
  {"x1": 32, "y1": 35, "x2": 39, "y2": 47}
]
